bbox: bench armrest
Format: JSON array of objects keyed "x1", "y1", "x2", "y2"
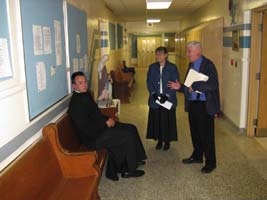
[
  {"x1": 56, "y1": 152, "x2": 100, "y2": 178},
  {"x1": 42, "y1": 125, "x2": 100, "y2": 178}
]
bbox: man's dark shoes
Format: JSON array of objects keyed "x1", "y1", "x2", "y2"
[
  {"x1": 182, "y1": 157, "x2": 203, "y2": 164},
  {"x1": 163, "y1": 142, "x2": 170, "y2": 150},
  {"x1": 201, "y1": 165, "x2": 216, "y2": 174},
  {"x1": 121, "y1": 170, "x2": 145, "y2": 178},
  {"x1": 137, "y1": 160, "x2": 146, "y2": 166},
  {"x1": 155, "y1": 141, "x2": 162, "y2": 150},
  {"x1": 105, "y1": 174, "x2": 119, "y2": 181}
]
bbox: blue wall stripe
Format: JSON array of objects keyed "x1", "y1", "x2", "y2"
[
  {"x1": 223, "y1": 36, "x2": 251, "y2": 48},
  {"x1": 100, "y1": 39, "x2": 108, "y2": 48},
  {"x1": 240, "y1": 36, "x2": 251, "y2": 48},
  {"x1": 223, "y1": 37, "x2": 232, "y2": 47},
  {"x1": 224, "y1": 24, "x2": 251, "y2": 32},
  {"x1": 0, "y1": 98, "x2": 70, "y2": 163}
]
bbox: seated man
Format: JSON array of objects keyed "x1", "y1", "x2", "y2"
[
  {"x1": 121, "y1": 60, "x2": 135, "y2": 74},
  {"x1": 68, "y1": 71, "x2": 147, "y2": 181}
]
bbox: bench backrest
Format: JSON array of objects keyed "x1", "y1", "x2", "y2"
[
  {"x1": 0, "y1": 137, "x2": 62, "y2": 200},
  {"x1": 53, "y1": 113, "x2": 86, "y2": 152},
  {"x1": 52, "y1": 113, "x2": 107, "y2": 171},
  {"x1": 110, "y1": 70, "x2": 123, "y2": 82}
]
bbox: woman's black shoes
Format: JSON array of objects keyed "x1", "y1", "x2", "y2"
[
  {"x1": 163, "y1": 142, "x2": 170, "y2": 150},
  {"x1": 155, "y1": 141, "x2": 162, "y2": 150},
  {"x1": 156, "y1": 141, "x2": 170, "y2": 150}
]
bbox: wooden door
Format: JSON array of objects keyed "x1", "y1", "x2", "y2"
[
  {"x1": 137, "y1": 38, "x2": 146, "y2": 67},
  {"x1": 137, "y1": 37, "x2": 161, "y2": 68},
  {"x1": 256, "y1": 11, "x2": 267, "y2": 136}
]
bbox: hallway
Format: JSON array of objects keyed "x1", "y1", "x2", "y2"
[{"x1": 99, "y1": 68, "x2": 267, "y2": 200}]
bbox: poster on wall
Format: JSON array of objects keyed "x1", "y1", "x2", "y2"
[
  {"x1": 99, "y1": 20, "x2": 109, "y2": 56},
  {"x1": 36, "y1": 61, "x2": 47, "y2": 92},
  {"x1": 0, "y1": 0, "x2": 13, "y2": 80},
  {"x1": 32, "y1": 25, "x2": 43, "y2": 56},
  {"x1": 54, "y1": 20, "x2": 62, "y2": 66},
  {"x1": 76, "y1": 34, "x2": 81, "y2": 54},
  {"x1": 43, "y1": 26, "x2": 52, "y2": 55},
  {"x1": 232, "y1": 30, "x2": 239, "y2": 51},
  {"x1": 73, "y1": 58, "x2": 78, "y2": 72},
  {"x1": 0, "y1": 38, "x2": 12, "y2": 79}
]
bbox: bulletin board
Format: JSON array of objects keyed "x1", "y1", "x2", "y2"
[
  {"x1": 109, "y1": 22, "x2": 116, "y2": 50},
  {"x1": 66, "y1": 3, "x2": 89, "y2": 78},
  {"x1": 0, "y1": 0, "x2": 13, "y2": 80},
  {"x1": 20, "y1": 0, "x2": 68, "y2": 119},
  {"x1": 117, "y1": 24, "x2": 123, "y2": 49}
]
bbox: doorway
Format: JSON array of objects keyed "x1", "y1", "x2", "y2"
[
  {"x1": 137, "y1": 37, "x2": 162, "y2": 68},
  {"x1": 247, "y1": 6, "x2": 267, "y2": 137}
]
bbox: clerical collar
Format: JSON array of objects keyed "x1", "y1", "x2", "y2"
[{"x1": 74, "y1": 90, "x2": 81, "y2": 93}]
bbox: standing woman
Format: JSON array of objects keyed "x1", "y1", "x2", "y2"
[{"x1": 146, "y1": 46, "x2": 180, "y2": 150}]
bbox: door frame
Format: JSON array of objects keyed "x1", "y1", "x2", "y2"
[{"x1": 247, "y1": 6, "x2": 267, "y2": 137}]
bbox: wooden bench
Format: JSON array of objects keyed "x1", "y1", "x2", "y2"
[
  {"x1": 50, "y1": 113, "x2": 107, "y2": 171},
  {"x1": 110, "y1": 70, "x2": 131, "y2": 103},
  {"x1": 0, "y1": 113, "x2": 107, "y2": 200}
]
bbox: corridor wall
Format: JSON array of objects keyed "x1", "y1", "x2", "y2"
[{"x1": 177, "y1": 0, "x2": 259, "y2": 131}]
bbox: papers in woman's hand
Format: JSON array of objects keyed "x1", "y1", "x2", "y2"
[
  {"x1": 184, "y1": 69, "x2": 209, "y2": 87},
  {"x1": 155, "y1": 100, "x2": 173, "y2": 110}
]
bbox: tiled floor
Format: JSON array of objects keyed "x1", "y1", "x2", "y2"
[
  {"x1": 256, "y1": 138, "x2": 267, "y2": 151},
  {"x1": 99, "y1": 68, "x2": 267, "y2": 200}
]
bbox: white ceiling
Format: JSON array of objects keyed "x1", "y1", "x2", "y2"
[{"x1": 104, "y1": 0, "x2": 211, "y2": 22}]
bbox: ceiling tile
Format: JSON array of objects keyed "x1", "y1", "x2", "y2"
[{"x1": 104, "y1": 0, "x2": 211, "y2": 21}]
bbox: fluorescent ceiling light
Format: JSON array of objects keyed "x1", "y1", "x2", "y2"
[
  {"x1": 146, "y1": 0, "x2": 172, "y2": 9},
  {"x1": 146, "y1": 18, "x2": 161, "y2": 23}
]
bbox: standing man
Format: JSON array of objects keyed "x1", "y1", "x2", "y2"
[
  {"x1": 168, "y1": 41, "x2": 220, "y2": 173},
  {"x1": 68, "y1": 71, "x2": 147, "y2": 181}
]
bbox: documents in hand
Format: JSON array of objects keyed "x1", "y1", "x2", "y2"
[
  {"x1": 184, "y1": 69, "x2": 209, "y2": 87},
  {"x1": 155, "y1": 100, "x2": 173, "y2": 110}
]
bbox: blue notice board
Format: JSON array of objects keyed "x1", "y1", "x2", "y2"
[
  {"x1": 20, "y1": 0, "x2": 68, "y2": 119},
  {"x1": 66, "y1": 3, "x2": 89, "y2": 78},
  {"x1": 0, "y1": 0, "x2": 13, "y2": 80}
]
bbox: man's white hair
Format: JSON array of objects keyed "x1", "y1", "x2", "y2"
[{"x1": 187, "y1": 41, "x2": 202, "y2": 49}]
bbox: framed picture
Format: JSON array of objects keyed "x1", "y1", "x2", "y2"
[{"x1": 232, "y1": 30, "x2": 239, "y2": 51}]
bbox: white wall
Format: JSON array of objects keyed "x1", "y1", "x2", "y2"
[{"x1": 0, "y1": 0, "x2": 29, "y2": 149}]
